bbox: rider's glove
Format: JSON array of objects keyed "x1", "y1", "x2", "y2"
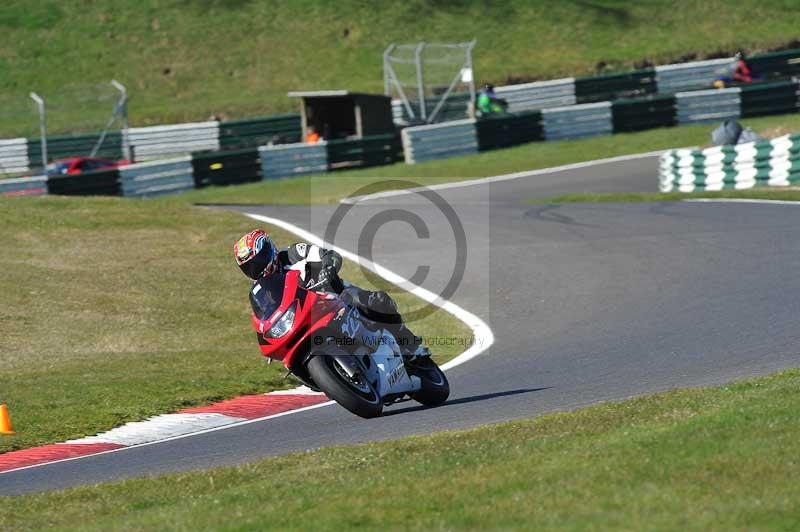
[{"x1": 316, "y1": 265, "x2": 344, "y2": 294}]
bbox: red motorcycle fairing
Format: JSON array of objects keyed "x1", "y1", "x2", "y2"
[{"x1": 249, "y1": 269, "x2": 345, "y2": 369}]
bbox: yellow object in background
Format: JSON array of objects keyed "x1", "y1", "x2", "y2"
[{"x1": 210, "y1": 163, "x2": 223, "y2": 170}]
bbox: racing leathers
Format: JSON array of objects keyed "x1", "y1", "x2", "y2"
[{"x1": 278, "y1": 242, "x2": 426, "y2": 357}]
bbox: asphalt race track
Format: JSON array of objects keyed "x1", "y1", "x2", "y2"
[{"x1": 4, "y1": 153, "x2": 800, "y2": 494}]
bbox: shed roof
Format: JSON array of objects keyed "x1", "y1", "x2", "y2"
[{"x1": 287, "y1": 90, "x2": 389, "y2": 99}]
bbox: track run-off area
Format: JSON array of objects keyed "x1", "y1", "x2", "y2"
[{"x1": 3, "y1": 151, "x2": 800, "y2": 495}]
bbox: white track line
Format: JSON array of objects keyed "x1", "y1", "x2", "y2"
[{"x1": 342, "y1": 150, "x2": 666, "y2": 204}]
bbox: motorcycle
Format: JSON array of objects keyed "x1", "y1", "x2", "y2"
[{"x1": 249, "y1": 268, "x2": 449, "y2": 418}]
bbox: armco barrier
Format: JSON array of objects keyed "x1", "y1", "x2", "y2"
[
  {"x1": 739, "y1": 81, "x2": 800, "y2": 118},
  {"x1": 259, "y1": 143, "x2": 328, "y2": 179},
  {"x1": 119, "y1": 157, "x2": 195, "y2": 198},
  {"x1": 675, "y1": 88, "x2": 741, "y2": 125},
  {"x1": 47, "y1": 168, "x2": 120, "y2": 196},
  {"x1": 659, "y1": 134, "x2": 800, "y2": 192},
  {"x1": 0, "y1": 176, "x2": 47, "y2": 196},
  {"x1": 0, "y1": 138, "x2": 30, "y2": 175},
  {"x1": 191, "y1": 148, "x2": 261, "y2": 188},
  {"x1": 476, "y1": 111, "x2": 543, "y2": 151},
  {"x1": 28, "y1": 132, "x2": 123, "y2": 169},
  {"x1": 575, "y1": 69, "x2": 656, "y2": 103},
  {"x1": 327, "y1": 134, "x2": 403, "y2": 170},
  {"x1": 612, "y1": 94, "x2": 676, "y2": 132},
  {"x1": 542, "y1": 102, "x2": 613, "y2": 140},
  {"x1": 655, "y1": 58, "x2": 736, "y2": 94},
  {"x1": 495, "y1": 78, "x2": 576, "y2": 113},
  {"x1": 402, "y1": 120, "x2": 478, "y2": 164},
  {"x1": 128, "y1": 121, "x2": 219, "y2": 161},
  {"x1": 219, "y1": 115, "x2": 302, "y2": 150}
]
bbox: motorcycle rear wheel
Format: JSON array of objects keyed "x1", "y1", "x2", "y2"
[
  {"x1": 307, "y1": 355, "x2": 383, "y2": 418},
  {"x1": 409, "y1": 358, "x2": 450, "y2": 407}
]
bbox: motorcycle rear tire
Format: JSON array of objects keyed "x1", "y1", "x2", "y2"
[
  {"x1": 307, "y1": 355, "x2": 383, "y2": 418},
  {"x1": 409, "y1": 358, "x2": 450, "y2": 407}
]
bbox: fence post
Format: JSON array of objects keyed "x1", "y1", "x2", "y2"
[
  {"x1": 29, "y1": 92, "x2": 47, "y2": 168},
  {"x1": 415, "y1": 42, "x2": 427, "y2": 121},
  {"x1": 112, "y1": 80, "x2": 132, "y2": 161}
]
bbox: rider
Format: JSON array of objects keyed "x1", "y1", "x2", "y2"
[
  {"x1": 234, "y1": 229, "x2": 429, "y2": 358},
  {"x1": 477, "y1": 83, "x2": 507, "y2": 116}
]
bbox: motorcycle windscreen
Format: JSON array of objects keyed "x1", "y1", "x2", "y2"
[{"x1": 249, "y1": 273, "x2": 286, "y2": 320}]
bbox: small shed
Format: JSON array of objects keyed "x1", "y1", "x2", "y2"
[{"x1": 288, "y1": 91, "x2": 395, "y2": 142}]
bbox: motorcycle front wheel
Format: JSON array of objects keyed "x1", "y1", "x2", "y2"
[
  {"x1": 409, "y1": 358, "x2": 450, "y2": 407},
  {"x1": 307, "y1": 355, "x2": 383, "y2": 418}
]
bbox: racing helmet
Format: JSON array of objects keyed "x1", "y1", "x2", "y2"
[{"x1": 234, "y1": 229, "x2": 279, "y2": 280}]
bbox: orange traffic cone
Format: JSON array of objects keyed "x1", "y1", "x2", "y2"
[{"x1": 0, "y1": 404, "x2": 15, "y2": 435}]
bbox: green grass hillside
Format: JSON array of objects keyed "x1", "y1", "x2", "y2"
[{"x1": 2, "y1": 0, "x2": 800, "y2": 136}]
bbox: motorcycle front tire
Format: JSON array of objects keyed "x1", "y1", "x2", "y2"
[{"x1": 307, "y1": 355, "x2": 383, "y2": 419}]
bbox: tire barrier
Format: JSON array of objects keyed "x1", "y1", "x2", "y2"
[
  {"x1": 191, "y1": 148, "x2": 262, "y2": 188},
  {"x1": 476, "y1": 111, "x2": 544, "y2": 151},
  {"x1": 675, "y1": 88, "x2": 741, "y2": 125},
  {"x1": 0, "y1": 176, "x2": 47, "y2": 197},
  {"x1": 219, "y1": 115, "x2": 302, "y2": 150},
  {"x1": 575, "y1": 69, "x2": 657, "y2": 104},
  {"x1": 542, "y1": 102, "x2": 613, "y2": 140},
  {"x1": 47, "y1": 168, "x2": 121, "y2": 196},
  {"x1": 402, "y1": 120, "x2": 478, "y2": 164},
  {"x1": 127, "y1": 121, "x2": 219, "y2": 161},
  {"x1": 0, "y1": 138, "x2": 30, "y2": 175},
  {"x1": 740, "y1": 81, "x2": 800, "y2": 118},
  {"x1": 748, "y1": 49, "x2": 800, "y2": 80},
  {"x1": 259, "y1": 142, "x2": 329, "y2": 179},
  {"x1": 655, "y1": 58, "x2": 737, "y2": 94},
  {"x1": 119, "y1": 157, "x2": 195, "y2": 198},
  {"x1": 659, "y1": 134, "x2": 800, "y2": 192},
  {"x1": 612, "y1": 94, "x2": 677, "y2": 132},
  {"x1": 326, "y1": 134, "x2": 403, "y2": 171}
]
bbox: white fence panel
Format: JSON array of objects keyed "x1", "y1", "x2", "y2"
[
  {"x1": 119, "y1": 157, "x2": 195, "y2": 197},
  {"x1": 259, "y1": 143, "x2": 329, "y2": 179},
  {"x1": 127, "y1": 122, "x2": 220, "y2": 161},
  {"x1": 495, "y1": 78, "x2": 576, "y2": 112},
  {"x1": 656, "y1": 57, "x2": 737, "y2": 94},
  {"x1": 0, "y1": 138, "x2": 30, "y2": 175},
  {"x1": 0, "y1": 175, "x2": 47, "y2": 196},
  {"x1": 402, "y1": 119, "x2": 478, "y2": 164},
  {"x1": 542, "y1": 102, "x2": 613, "y2": 140},
  {"x1": 676, "y1": 87, "x2": 741, "y2": 125}
]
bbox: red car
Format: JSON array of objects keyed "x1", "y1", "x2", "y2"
[{"x1": 46, "y1": 157, "x2": 129, "y2": 177}]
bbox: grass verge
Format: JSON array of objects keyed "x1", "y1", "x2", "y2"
[
  {"x1": 3, "y1": 369, "x2": 799, "y2": 530},
  {"x1": 3, "y1": 1, "x2": 800, "y2": 135},
  {"x1": 181, "y1": 112, "x2": 800, "y2": 205},
  {"x1": 0, "y1": 197, "x2": 469, "y2": 454}
]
